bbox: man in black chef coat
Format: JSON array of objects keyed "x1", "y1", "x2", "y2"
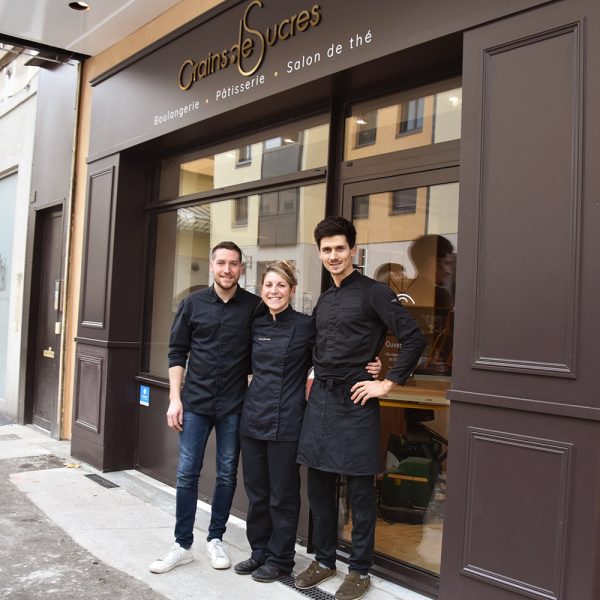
[{"x1": 296, "y1": 217, "x2": 425, "y2": 600}]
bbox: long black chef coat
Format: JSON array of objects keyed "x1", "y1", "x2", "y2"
[
  {"x1": 297, "y1": 270, "x2": 426, "y2": 475},
  {"x1": 168, "y1": 285, "x2": 260, "y2": 418},
  {"x1": 240, "y1": 306, "x2": 315, "y2": 441}
]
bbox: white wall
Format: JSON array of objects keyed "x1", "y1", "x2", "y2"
[{"x1": 0, "y1": 54, "x2": 38, "y2": 420}]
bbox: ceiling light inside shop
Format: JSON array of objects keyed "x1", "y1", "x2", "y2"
[
  {"x1": 283, "y1": 138, "x2": 295, "y2": 144},
  {"x1": 355, "y1": 117, "x2": 367, "y2": 125},
  {"x1": 448, "y1": 95, "x2": 461, "y2": 106},
  {"x1": 69, "y1": 1, "x2": 90, "y2": 10}
]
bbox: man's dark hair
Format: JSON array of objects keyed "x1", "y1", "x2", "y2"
[
  {"x1": 314, "y1": 216, "x2": 357, "y2": 249},
  {"x1": 211, "y1": 241, "x2": 243, "y2": 262}
]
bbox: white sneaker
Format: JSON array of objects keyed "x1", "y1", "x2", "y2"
[
  {"x1": 206, "y1": 538, "x2": 231, "y2": 569},
  {"x1": 149, "y1": 542, "x2": 193, "y2": 573}
]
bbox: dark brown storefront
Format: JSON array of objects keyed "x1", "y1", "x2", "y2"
[{"x1": 70, "y1": 0, "x2": 600, "y2": 598}]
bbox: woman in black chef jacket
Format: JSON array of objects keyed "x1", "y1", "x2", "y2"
[{"x1": 234, "y1": 261, "x2": 380, "y2": 583}]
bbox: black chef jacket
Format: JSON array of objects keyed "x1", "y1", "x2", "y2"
[
  {"x1": 297, "y1": 270, "x2": 426, "y2": 475},
  {"x1": 240, "y1": 306, "x2": 315, "y2": 441},
  {"x1": 168, "y1": 285, "x2": 260, "y2": 418}
]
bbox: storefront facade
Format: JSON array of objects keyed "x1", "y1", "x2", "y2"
[{"x1": 67, "y1": 0, "x2": 600, "y2": 598}]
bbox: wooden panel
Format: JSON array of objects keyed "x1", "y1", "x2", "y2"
[
  {"x1": 462, "y1": 428, "x2": 572, "y2": 599},
  {"x1": 473, "y1": 23, "x2": 582, "y2": 377},
  {"x1": 80, "y1": 167, "x2": 114, "y2": 329},
  {"x1": 74, "y1": 353, "x2": 103, "y2": 433}
]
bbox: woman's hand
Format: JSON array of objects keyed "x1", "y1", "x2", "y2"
[{"x1": 365, "y1": 356, "x2": 382, "y2": 378}]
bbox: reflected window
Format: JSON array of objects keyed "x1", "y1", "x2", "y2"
[
  {"x1": 352, "y1": 194, "x2": 370, "y2": 219},
  {"x1": 398, "y1": 98, "x2": 425, "y2": 135},
  {"x1": 355, "y1": 111, "x2": 377, "y2": 147},
  {"x1": 232, "y1": 197, "x2": 248, "y2": 227},
  {"x1": 236, "y1": 145, "x2": 251, "y2": 166},
  {"x1": 390, "y1": 188, "x2": 417, "y2": 215}
]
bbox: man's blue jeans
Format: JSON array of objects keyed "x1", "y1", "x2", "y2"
[{"x1": 174, "y1": 411, "x2": 241, "y2": 549}]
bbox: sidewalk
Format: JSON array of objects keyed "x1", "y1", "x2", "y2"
[{"x1": 0, "y1": 423, "x2": 431, "y2": 600}]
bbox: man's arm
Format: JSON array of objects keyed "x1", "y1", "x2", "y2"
[
  {"x1": 351, "y1": 284, "x2": 426, "y2": 405},
  {"x1": 166, "y1": 366, "x2": 185, "y2": 431}
]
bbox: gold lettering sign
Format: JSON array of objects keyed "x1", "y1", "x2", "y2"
[{"x1": 178, "y1": 1, "x2": 322, "y2": 91}]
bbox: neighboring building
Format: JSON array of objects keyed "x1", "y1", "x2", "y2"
[
  {"x1": 0, "y1": 49, "x2": 38, "y2": 423},
  {"x1": 6, "y1": 0, "x2": 600, "y2": 598}
]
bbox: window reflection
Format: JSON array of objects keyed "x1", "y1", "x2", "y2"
[
  {"x1": 344, "y1": 81, "x2": 462, "y2": 160},
  {"x1": 148, "y1": 184, "x2": 326, "y2": 376},
  {"x1": 158, "y1": 122, "x2": 329, "y2": 201}
]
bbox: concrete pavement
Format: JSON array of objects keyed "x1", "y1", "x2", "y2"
[{"x1": 0, "y1": 423, "x2": 431, "y2": 600}]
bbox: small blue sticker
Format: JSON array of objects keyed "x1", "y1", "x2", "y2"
[{"x1": 140, "y1": 385, "x2": 150, "y2": 407}]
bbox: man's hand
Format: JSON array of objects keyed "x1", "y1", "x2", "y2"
[
  {"x1": 350, "y1": 378, "x2": 394, "y2": 405},
  {"x1": 166, "y1": 397, "x2": 184, "y2": 431},
  {"x1": 365, "y1": 356, "x2": 382, "y2": 378}
]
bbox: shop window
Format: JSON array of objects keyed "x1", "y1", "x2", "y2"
[
  {"x1": 352, "y1": 194, "x2": 370, "y2": 219},
  {"x1": 232, "y1": 196, "x2": 248, "y2": 227},
  {"x1": 398, "y1": 97, "x2": 425, "y2": 136},
  {"x1": 390, "y1": 188, "x2": 417, "y2": 215},
  {"x1": 147, "y1": 183, "x2": 326, "y2": 377},
  {"x1": 355, "y1": 111, "x2": 377, "y2": 147},
  {"x1": 158, "y1": 119, "x2": 328, "y2": 201},
  {"x1": 344, "y1": 78, "x2": 462, "y2": 161}
]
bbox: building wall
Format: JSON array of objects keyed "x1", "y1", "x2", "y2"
[
  {"x1": 63, "y1": 0, "x2": 225, "y2": 438},
  {"x1": 0, "y1": 55, "x2": 38, "y2": 421}
]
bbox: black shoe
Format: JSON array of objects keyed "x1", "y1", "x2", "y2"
[
  {"x1": 251, "y1": 563, "x2": 290, "y2": 583},
  {"x1": 234, "y1": 557, "x2": 262, "y2": 575}
]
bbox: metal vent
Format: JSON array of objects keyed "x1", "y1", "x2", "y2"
[
  {"x1": 85, "y1": 473, "x2": 119, "y2": 488},
  {"x1": 279, "y1": 575, "x2": 335, "y2": 600},
  {"x1": 0, "y1": 434, "x2": 21, "y2": 441}
]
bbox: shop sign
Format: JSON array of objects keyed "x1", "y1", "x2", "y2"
[{"x1": 177, "y1": 0, "x2": 322, "y2": 91}]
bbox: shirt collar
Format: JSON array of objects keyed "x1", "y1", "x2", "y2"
[
  {"x1": 269, "y1": 304, "x2": 295, "y2": 322},
  {"x1": 337, "y1": 269, "x2": 360, "y2": 288},
  {"x1": 209, "y1": 283, "x2": 241, "y2": 303}
]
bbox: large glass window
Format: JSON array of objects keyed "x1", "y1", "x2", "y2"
[
  {"x1": 344, "y1": 79, "x2": 461, "y2": 161},
  {"x1": 158, "y1": 121, "x2": 329, "y2": 201},
  {"x1": 147, "y1": 183, "x2": 326, "y2": 377}
]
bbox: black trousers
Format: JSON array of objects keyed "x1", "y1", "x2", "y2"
[
  {"x1": 240, "y1": 435, "x2": 301, "y2": 572},
  {"x1": 307, "y1": 468, "x2": 376, "y2": 575}
]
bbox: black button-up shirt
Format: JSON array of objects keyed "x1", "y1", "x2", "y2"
[
  {"x1": 313, "y1": 270, "x2": 425, "y2": 384},
  {"x1": 240, "y1": 306, "x2": 315, "y2": 441},
  {"x1": 168, "y1": 285, "x2": 260, "y2": 418}
]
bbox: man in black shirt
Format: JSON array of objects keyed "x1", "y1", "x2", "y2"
[
  {"x1": 150, "y1": 241, "x2": 260, "y2": 574},
  {"x1": 296, "y1": 217, "x2": 425, "y2": 600}
]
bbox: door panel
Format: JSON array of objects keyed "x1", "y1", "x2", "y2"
[
  {"x1": 32, "y1": 209, "x2": 63, "y2": 431},
  {"x1": 441, "y1": 1, "x2": 600, "y2": 599}
]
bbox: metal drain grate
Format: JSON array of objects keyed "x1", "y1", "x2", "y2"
[
  {"x1": 279, "y1": 575, "x2": 335, "y2": 600},
  {"x1": 0, "y1": 434, "x2": 21, "y2": 441},
  {"x1": 85, "y1": 473, "x2": 120, "y2": 488}
]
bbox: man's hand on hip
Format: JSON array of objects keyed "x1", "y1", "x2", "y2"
[{"x1": 350, "y1": 378, "x2": 394, "y2": 405}]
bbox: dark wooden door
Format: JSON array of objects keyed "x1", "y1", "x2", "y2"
[{"x1": 32, "y1": 209, "x2": 63, "y2": 432}]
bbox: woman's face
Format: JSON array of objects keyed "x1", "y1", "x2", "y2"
[{"x1": 261, "y1": 271, "x2": 294, "y2": 315}]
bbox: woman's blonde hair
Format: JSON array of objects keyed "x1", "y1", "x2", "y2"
[{"x1": 261, "y1": 260, "x2": 298, "y2": 288}]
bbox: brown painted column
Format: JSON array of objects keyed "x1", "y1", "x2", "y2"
[
  {"x1": 71, "y1": 153, "x2": 148, "y2": 471},
  {"x1": 440, "y1": 1, "x2": 600, "y2": 599}
]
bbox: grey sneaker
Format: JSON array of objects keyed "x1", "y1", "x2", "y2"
[
  {"x1": 149, "y1": 542, "x2": 193, "y2": 573},
  {"x1": 335, "y1": 572, "x2": 371, "y2": 600},
  {"x1": 206, "y1": 538, "x2": 231, "y2": 569},
  {"x1": 295, "y1": 560, "x2": 336, "y2": 590}
]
